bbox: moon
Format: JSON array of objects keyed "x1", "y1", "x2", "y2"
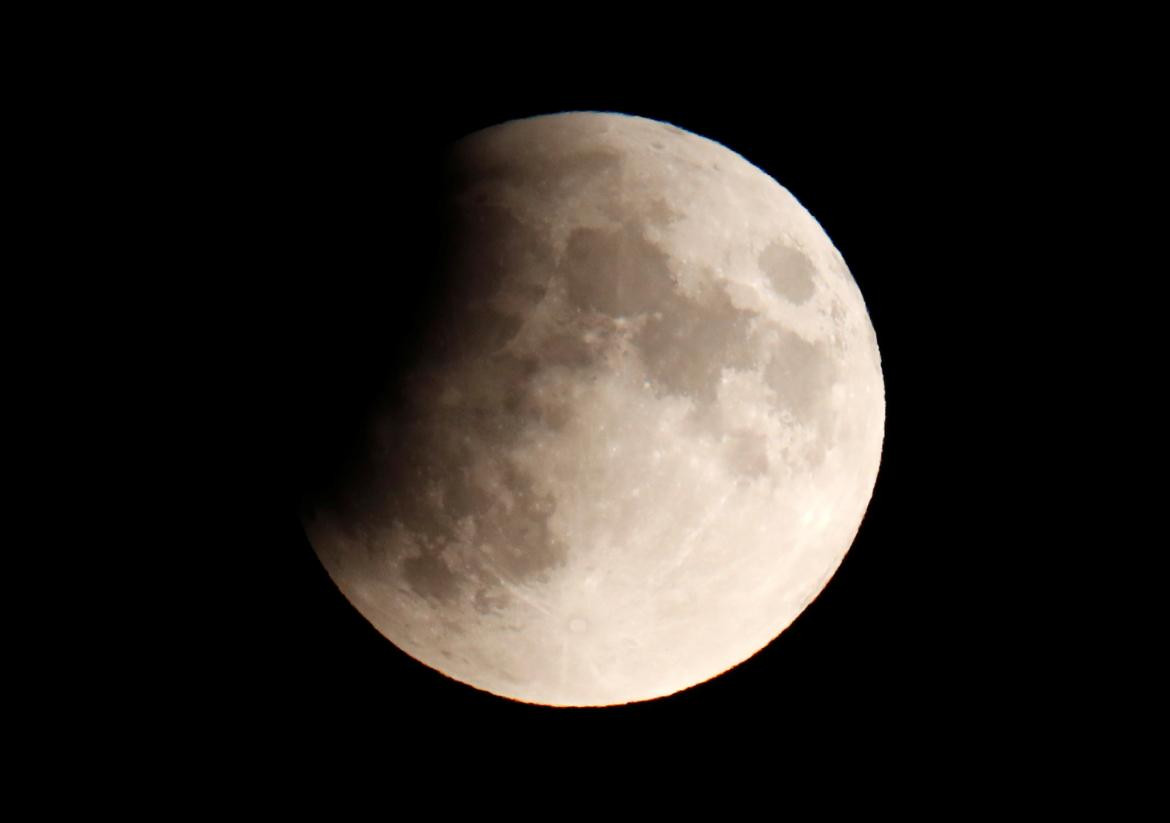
[{"x1": 302, "y1": 112, "x2": 884, "y2": 706}]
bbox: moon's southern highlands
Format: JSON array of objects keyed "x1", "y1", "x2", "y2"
[{"x1": 302, "y1": 112, "x2": 884, "y2": 706}]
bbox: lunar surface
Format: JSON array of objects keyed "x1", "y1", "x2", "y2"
[{"x1": 302, "y1": 112, "x2": 884, "y2": 706}]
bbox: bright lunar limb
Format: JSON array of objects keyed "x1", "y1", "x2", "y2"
[{"x1": 302, "y1": 112, "x2": 885, "y2": 706}]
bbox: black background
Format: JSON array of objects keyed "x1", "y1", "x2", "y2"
[
  {"x1": 7, "y1": 11, "x2": 1144, "y2": 801},
  {"x1": 163, "y1": 53, "x2": 1059, "y2": 766}
]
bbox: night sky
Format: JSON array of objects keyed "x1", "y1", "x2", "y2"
[{"x1": 166, "y1": 55, "x2": 1048, "y2": 763}]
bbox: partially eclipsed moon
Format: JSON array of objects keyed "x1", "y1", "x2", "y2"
[{"x1": 302, "y1": 112, "x2": 885, "y2": 706}]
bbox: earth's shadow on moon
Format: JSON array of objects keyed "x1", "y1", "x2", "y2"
[{"x1": 286, "y1": 143, "x2": 467, "y2": 517}]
